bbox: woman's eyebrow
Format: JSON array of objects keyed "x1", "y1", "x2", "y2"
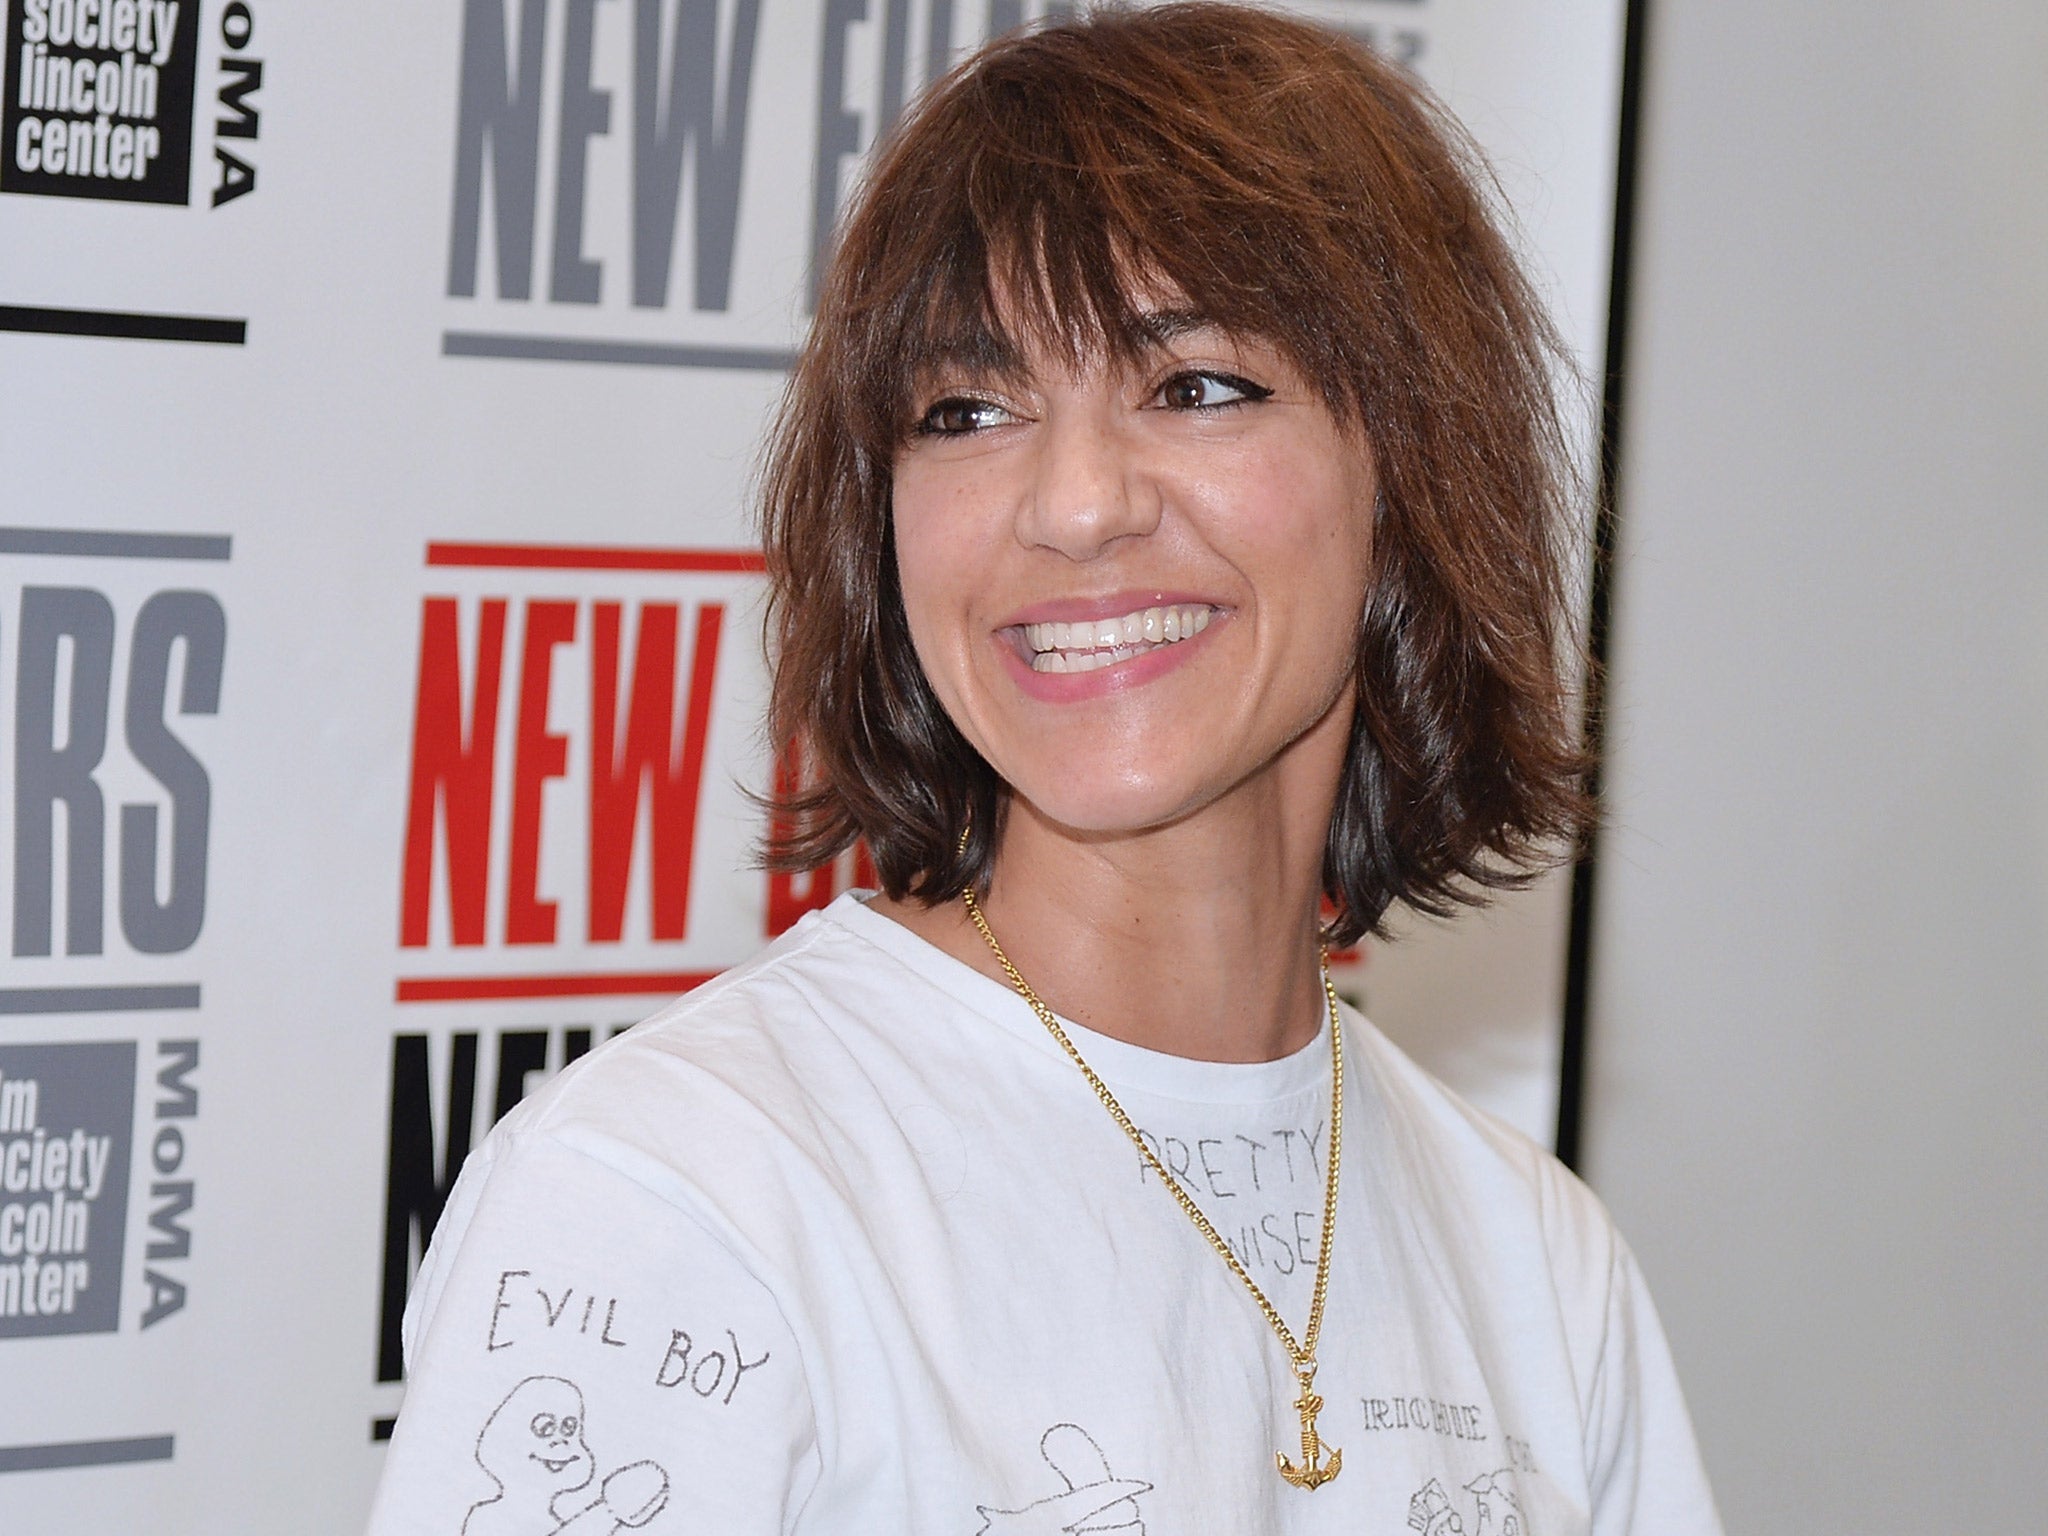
[
  {"x1": 1131, "y1": 307, "x2": 1222, "y2": 346},
  {"x1": 911, "y1": 325, "x2": 1026, "y2": 382}
]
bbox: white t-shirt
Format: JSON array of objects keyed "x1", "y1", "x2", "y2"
[{"x1": 366, "y1": 893, "x2": 1721, "y2": 1536}]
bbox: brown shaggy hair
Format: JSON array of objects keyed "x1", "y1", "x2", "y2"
[{"x1": 761, "y1": 2, "x2": 1591, "y2": 944}]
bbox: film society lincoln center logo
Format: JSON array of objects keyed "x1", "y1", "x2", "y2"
[
  {"x1": 0, "y1": 1041, "x2": 134, "y2": 1336},
  {"x1": 3, "y1": 0, "x2": 199, "y2": 202}
]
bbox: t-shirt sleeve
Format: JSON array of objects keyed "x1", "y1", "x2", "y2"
[
  {"x1": 1579, "y1": 1232, "x2": 1724, "y2": 1536},
  {"x1": 363, "y1": 1127, "x2": 817, "y2": 1536}
]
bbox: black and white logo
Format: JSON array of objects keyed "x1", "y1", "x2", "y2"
[{"x1": 2, "y1": 0, "x2": 199, "y2": 203}]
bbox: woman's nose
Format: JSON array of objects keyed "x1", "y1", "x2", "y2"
[{"x1": 1016, "y1": 407, "x2": 1162, "y2": 560}]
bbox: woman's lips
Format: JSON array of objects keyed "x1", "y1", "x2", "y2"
[
  {"x1": 998, "y1": 605, "x2": 1227, "y2": 699},
  {"x1": 1011, "y1": 601, "x2": 1217, "y2": 673}
]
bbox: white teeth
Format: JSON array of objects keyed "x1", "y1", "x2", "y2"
[{"x1": 1023, "y1": 604, "x2": 1216, "y2": 671}]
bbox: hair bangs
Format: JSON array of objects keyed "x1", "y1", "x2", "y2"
[
  {"x1": 851, "y1": 40, "x2": 1360, "y2": 447},
  {"x1": 869, "y1": 177, "x2": 1226, "y2": 445}
]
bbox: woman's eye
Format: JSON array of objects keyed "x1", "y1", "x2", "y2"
[
  {"x1": 1156, "y1": 371, "x2": 1271, "y2": 411},
  {"x1": 916, "y1": 397, "x2": 1011, "y2": 435}
]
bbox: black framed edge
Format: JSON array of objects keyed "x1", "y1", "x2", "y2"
[{"x1": 1555, "y1": 0, "x2": 1653, "y2": 1171}]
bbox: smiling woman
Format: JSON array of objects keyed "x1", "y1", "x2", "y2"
[
  {"x1": 888, "y1": 314, "x2": 1379, "y2": 886},
  {"x1": 763, "y1": 7, "x2": 1590, "y2": 949},
  {"x1": 367, "y1": 7, "x2": 1722, "y2": 1535}
]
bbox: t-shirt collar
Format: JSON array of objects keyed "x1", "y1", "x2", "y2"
[{"x1": 822, "y1": 890, "x2": 1332, "y2": 1106}]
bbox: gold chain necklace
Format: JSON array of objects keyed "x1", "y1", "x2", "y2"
[{"x1": 961, "y1": 887, "x2": 1346, "y2": 1490}]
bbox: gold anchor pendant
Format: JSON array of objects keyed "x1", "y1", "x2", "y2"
[{"x1": 1276, "y1": 1372, "x2": 1343, "y2": 1490}]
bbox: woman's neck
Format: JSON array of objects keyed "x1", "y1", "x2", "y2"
[{"x1": 873, "y1": 728, "x2": 1342, "y2": 1063}]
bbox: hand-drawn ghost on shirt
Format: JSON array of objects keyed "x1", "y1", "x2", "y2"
[{"x1": 464, "y1": 1375, "x2": 671, "y2": 1536}]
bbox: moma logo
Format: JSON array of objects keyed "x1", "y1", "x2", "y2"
[
  {"x1": 440, "y1": 0, "x2": 1077, "y2": 367},
  {"x1": 0, "y1": 1041, "x2": 134, "y2": 1337},
  {"x1": 1, "y1": 0, "x2": 198, "y2": 202},
  {"x1": 0, "y1": 1040, "x2": 197, "y2": 1338},
  {"x1": 2, "y1": 0, "x2": 267, "y2": 208}
]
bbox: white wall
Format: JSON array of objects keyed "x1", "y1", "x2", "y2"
[{"x1": 1585, "y1": 0, "x2": 2048, "y2": 1528}]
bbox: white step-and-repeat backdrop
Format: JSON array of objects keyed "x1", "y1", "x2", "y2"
[{"x1": 0, "y1": 0, "x2": 1622, "y2": 1526}]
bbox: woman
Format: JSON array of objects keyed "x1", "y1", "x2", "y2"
[{"x1": 368, "y1": 7, "x2": 1721, "y2": 1533}]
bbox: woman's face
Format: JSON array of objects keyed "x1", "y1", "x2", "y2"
[{"x1": 890, "y1": 313, "x2": 1377, "y2": 839}]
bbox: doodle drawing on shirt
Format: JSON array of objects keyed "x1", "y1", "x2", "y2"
[
  {"x1": 464, "y1": 1375, "x2": 671, "y2": 1536},
  {"x1": 1407, "y1": 1471, "x2": 1526, "y2": 1536},
  {"x1": 973, "y1": 1422, "x2": 1153, "y2": 1535}
]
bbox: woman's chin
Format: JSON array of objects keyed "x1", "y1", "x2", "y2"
[{"x1": 1009, "y1": 776, "x2": 1208, "y2": 842}]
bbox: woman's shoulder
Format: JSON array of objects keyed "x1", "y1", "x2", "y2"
[
  {"x1": 1345, "y1": 1008, "x2": 1625, "y2": 1276},
  {"x1": 410, "y1": 901, "x2": 939, "y2": 1332},
  {"x1": 474, "y1": 894, "x2": 982, "y2": 1205},
  {"x1": 498, "y1": 900, "x2": 891, "y2": 1124}
]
